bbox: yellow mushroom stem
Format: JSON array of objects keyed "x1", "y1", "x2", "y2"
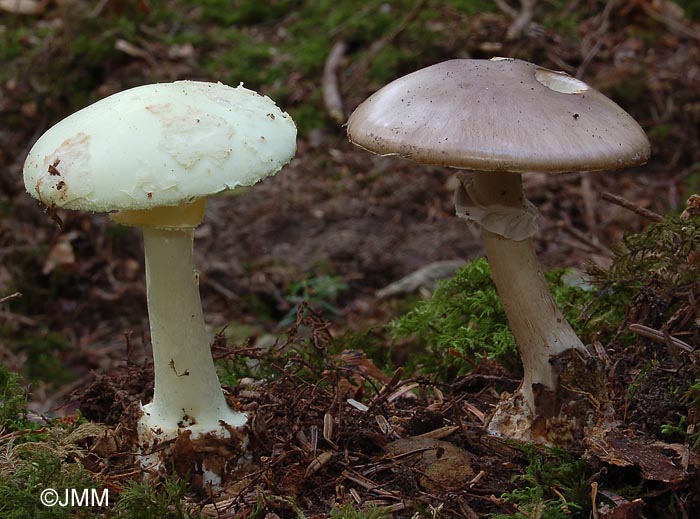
[{"x1": 109, "y1": 198, "x2": 207, "y2": 229}]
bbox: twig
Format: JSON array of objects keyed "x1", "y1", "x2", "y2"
[
  {"x1": 554, "y1": 236, "x2": 596, "y2": 254},
  {"x1": 629, "y1": 323, "x2": 694, "y2": 353},
  {"x1": 641, "y1": 2, "x2": 700, "y2": 43},
  {"x1": 591, "y1": 481, "x2": 600, "y2": 519},
  {"x1": 0, "y1": 310, "x2": 35, "y2": 325},
  {"x1": 418, "y1": 425, "x2": 460, "y2": 439},
  {"x1": 601, "y1": 192, "x2": 664, "y2": 222},
  {"x1": 344, "y1": 470, "x2": 398, "y2": 498},
  {"x1": 675, "y1": 493, "x2": 690, "y2": 519},
  {"x1": 464, "y1": 402, "x2": 486, "y2": 424},
  {"x1": 322, "y1": 40, "x2": 348, "y2": 124},
  {"x1": 386, "y1": 382, "x2": 419, "y2": 403},
  {"x1": 493, "y1": 0, "x2": 517, "y2": 18},
  {"x1": 576, "y1": 0, "x2": 617, "y2": 78},
  {"x1": 507, "y1": 0, "x2": 538, "y2": 40},
  {"x1": 0, "y1": 291, "x2": 21, "y2": 304},
  {"x1": 558, "y1": 220, "x2": 613, "y2": 256},
  {"x1": 452, "y1": 373, "x2": 519, "y2": 392}
]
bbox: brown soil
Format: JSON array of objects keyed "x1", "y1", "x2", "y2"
[{"x1": 1, "y1": 1, "x2": 700, "y2": 518}]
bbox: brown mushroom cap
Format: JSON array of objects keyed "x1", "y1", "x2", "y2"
[{"x1": 347, "y1": 58, "x2": 650, "y2": 173}]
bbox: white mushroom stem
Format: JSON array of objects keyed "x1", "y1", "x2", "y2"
[
  {"x1": 470, "y1": 171, "x2": 585, "y2": 415},
  {"x1": 112, "y1": 200, "x2": 246, "y2": 438}
]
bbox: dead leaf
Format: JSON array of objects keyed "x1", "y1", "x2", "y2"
[
  {"x1": 385, "y1": 437, "x2": 474, "y2": 492},
  {"x1": 680, "y1": 194, "x2": 700, "y2": 220},
  {"x1": 42, "y1": 234, "x2": 76, "y2": 275},
  {"x1": 336, "y1": 349, "x2": 390, "y2": 384},
  {"x1": 585, "y1": 427, "x2": 696, "y2": 484},
  {"x1": 599, "y1": 498, "x2": 645, "y2": 519}
]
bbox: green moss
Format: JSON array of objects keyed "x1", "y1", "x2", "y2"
[
  {"x1": 681, "y1": 168, "x2": 700, "y2": 203},
  {"x1": 587, "y1": 216, "x2": 700, "y2": 294},
  {"x1": 648, "y1": 122, "x2": 673, "y2": 140},
  {"x1": 205, "y1": 28, "x2": 285, "y2": 89},
  {"x1": 0, "y1": 448, "x2": 99, "y2": 519},
  {"x1": 539, "y1": 0, "x2": 601, "y2": 36},
  {"x1": 288, "y1": 97, "x2": 328, "y2": 134},
  {"x1": 114, "y1": 477, "x2": 205, "y2": 519},
  {"x1": 390, "y1": 258, "x2": 613, "y2": 379},
  {"x1": 0, "y1": 25, "x2": 44, "y2": 63},
  {"x1": 11, "y1": 330, "x2": 75, "y2": 386},
  {"x1": 280, "y1": 274, "x2": 348, "y2": 327},
  {"x1": 329, "y1": 503, "x2": 390, "y2": 519},
  {"x1": 682, "y1": 0, "x2": 700, "y2": 21},
  {"x1": 391, "y1": 257, "x2": 516, "y2": 376},
  {"x1": 493, "y1": 445, "x2": 592, "y2": 519},
  {"x1": 610, "y1": 76, "x2": 648, "y2": 104},
  {"x1": 195, "y1": 0, "x2": 295, "y2": 25},
  {"x1": 625, "y1": 360, "x2": 656, "y2": 402},
  {"x1": 445, "y1": 0, "x2": 495, "y2": 15},
  {"x1": 0, "y1": 364, "x2": 28, "y2": 431},
  {"x1": 669, "y1": 378, "x2": 700, "y2": 451}
]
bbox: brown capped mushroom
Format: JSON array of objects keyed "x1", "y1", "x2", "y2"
[{"x1": 347, "y1": 58, "x2": 649, "y2": 444}]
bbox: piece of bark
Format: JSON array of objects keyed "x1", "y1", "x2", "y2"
[
  {"x1": 585, "y1": 427, "x2": 698, "y2": 484},
  {"x1": 322, "y1": 40, "x2": 347, "y2": 124},
  {"x1": 375, "y1": 259, "x2": 466, "y2": 299}
]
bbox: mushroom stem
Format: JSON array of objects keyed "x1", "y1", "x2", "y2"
[
  {"x1": 140, "y1": 226, "x2": 246, "y2": 435},
  {"x1": 471, "y1": 171, "x2": 584, "y2": 415}
]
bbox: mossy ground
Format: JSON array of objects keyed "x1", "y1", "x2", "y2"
[
  {"x1": 1, "y1": 0, "x2": 700, "y2": 517},
  {"x1": 2, "y1": 215, "x2": 698, "y2": 517}
]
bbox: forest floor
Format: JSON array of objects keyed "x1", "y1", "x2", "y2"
[{"x1": 0, "y1": 1, "x2": 699, "y2": 518}]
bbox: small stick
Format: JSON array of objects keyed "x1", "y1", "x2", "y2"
[
  {"x1": 418, "y1": 425, "x2": 459, "y2": 439},
  {"x1": 590, "y1": 481, "x2": 600, "y2": 519},
  {"x1": 559, "y1": 220, "x2": 613, "y2": 256},
  {"x1": 601, "y1": 192, "x2": 663, "y2": 222},
  {"x1": 322, "y1": 40, "x2": 347, "y2": 124},
  {"x1": 576, "y1": 0, "x2": 616, "y2": 78},
  {"x1": 641, "y1": 2, "x2": 700, "y2": 43},
  {"x1": 494, "y1": 0, "x2": 518, "y2": 17},
  {"x1": 344, "y1": 470, "x2": 397, "y2": 497},
  {"x1": 0, "y1": 291, "x2": 21, "y2": 304},
  {"x1": 506, "y1": 0, "x2": 538, "y2": 40},
  {"x1": 386, "y1": 382, "x2": 419, "y2": 402},
  {"x1": 629, "y1": 323, "x2": 694, "y2": 353}
]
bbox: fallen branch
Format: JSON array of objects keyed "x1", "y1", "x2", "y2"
[
  {"x1": 629, "y1": 323, "x2": 694, "y2": 353},
  {"x1": 577, "y1": 0, "x2": 617, "y2": 78},
  {"x1": 641, "y1": 1, "x2": 700, "y2": 43},
  {"x1": 558, "y1": 219, "x2": 613, "y2": 256},
  {"x1": 495, "y1": 0, "x2": 539, "y2": 40},
  {"x1": 322, "y1": 40, "x2": 348, "y2": 124},
  {"x1": 601, "y1": 192, "x2": 664, "y2": 222},
  {"x1": 0, "y1": 291, "x2": 21, "y2": 304}
]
